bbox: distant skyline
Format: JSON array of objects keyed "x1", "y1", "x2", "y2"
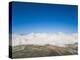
[{"x1": 12, "y1": 2, "x2": 78, "y2": 33}]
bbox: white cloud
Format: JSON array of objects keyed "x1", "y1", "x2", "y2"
[{"x1": 11, "y1": 32, "x2": 78, "y2": 47}]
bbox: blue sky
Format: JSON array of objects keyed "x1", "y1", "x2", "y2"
[{"x1": 12, "y1": 2, "x2": 78, "y2": 33}]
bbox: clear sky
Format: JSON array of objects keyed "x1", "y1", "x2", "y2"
[{"x1": 11, "y1": 2, "x2": 78, "y2": 33}]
